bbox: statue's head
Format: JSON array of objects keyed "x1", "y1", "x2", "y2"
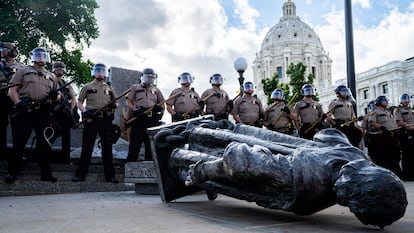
[{"x1": 333, "y1": 159, "x2": 407, "y2": 229}]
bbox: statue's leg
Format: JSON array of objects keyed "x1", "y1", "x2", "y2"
[{"x1": 184, "y1": 142, "x2": 292, "y2": 188}]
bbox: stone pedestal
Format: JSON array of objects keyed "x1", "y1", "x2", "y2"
[{"x1": 124, "y1": 161, "x2": 159, "y2": 195}]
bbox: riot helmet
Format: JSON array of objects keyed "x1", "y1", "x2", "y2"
[
  {"x1": 399, "y1": 93, "x2": 411, "y2": 105},
  {"x1": 0, "y1": 42, "x2": 19, "y2": 58},
  {"x1": 375, "y1": 95, "x2": 389, "y2": 107},
  {"x1": 91, "y1": 63, "x2": 108, "y2": 79},
  {"x1": 178, "y1": 72, "x2": 194, "y2": 85},
  {"x1": 30, "y1": 47, "x2": 51, "y2": 64},
  {"x1": 243, "y1": 81, "x2": 254, "y2": 94},
  {"x1": 52, "y1": 61, "x2": 66, "y2": 73},
  {"x1": 301, "y1": 84, "x2": 315, "y2": 97},
  {"x1": 210, "y1": 74, "x2": 223, "y2": 85},
  {"x1": 141, "y1": 68, "x2": 157, "y2": 86},
  {"x1": 367, "y1": 100, "x2": 376, "y2": 111},
  {"x1": 335, "y1": 85, "x2": 350, "y2": 98},
  {"x1": 271, "y1": 89, "x2": 285, "y2": 101}
]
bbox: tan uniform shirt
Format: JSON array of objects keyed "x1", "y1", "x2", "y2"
[
  {"x1": 78, "y1": 80, "x2": 116, "y2": 110},
  {"x1": 0, "y1": 60, "x2": 25, "y2": 83},
  {"x1": 233, "y1": 95, "x2": 264, "y2": 124},
  {"x1": 294, "y1": 99, "x2": 323, "y2": 124},
  {"x1": 328, "y1": 98, "x2": 355, "y2": 121},
  {"x1": 394, "y1": 106, "x2": 414, "y2": 124},
  {"x1": 265, "y1": 102, "x2": 294, "y2": 129},
  {"x1": 201, "y1": 88, "x2": 229, "y2": 115},
  {"x1": 166, "y1": 88, "x2": 200, "y2": 114},
  {"x1": 368, "y1": 108, "x2": 398, "y2": 130},
  {"x1": 126, "y1": 84, "x2": 164, "y2": 109},
  {"x1": 10, "y1": 66, "x2": 58, "y2": 101}
]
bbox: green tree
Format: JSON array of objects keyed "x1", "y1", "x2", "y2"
[
  {"x1": 287, "y1": 62, "x2": 318, "y2": 102},
  {"x1": 0, "y1": 0, "x2": 99, "y2": 85}
]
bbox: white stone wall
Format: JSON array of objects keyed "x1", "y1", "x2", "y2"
[{"x1": 318, "y1": 58, "x2": 414, "y2": 115}]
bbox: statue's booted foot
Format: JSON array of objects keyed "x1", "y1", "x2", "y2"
[{"x1": 185, "y1": 161, "x2": 205, "y2": 186}]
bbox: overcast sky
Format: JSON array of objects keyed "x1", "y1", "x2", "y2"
[{"x1": 83, "y1": 0, "x2": 414, "y2": 99}]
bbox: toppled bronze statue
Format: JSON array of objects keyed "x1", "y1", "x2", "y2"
[{"x1": 147, "y1": 118, "x2": 407, "y2": 229}]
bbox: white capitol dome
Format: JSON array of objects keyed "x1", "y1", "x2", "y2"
[{"x1": 253, "y1": 0, "x2": 332, "y2": 104}]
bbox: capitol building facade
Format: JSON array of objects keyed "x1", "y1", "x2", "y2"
[{"x1": 253, "y1": 0, "x2": 414, "y2": 115}]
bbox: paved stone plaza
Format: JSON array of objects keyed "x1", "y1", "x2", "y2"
[{"x1": 1, "y1": 182, "x2": 413, "y2": 233}]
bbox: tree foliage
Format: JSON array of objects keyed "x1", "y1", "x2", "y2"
[
  {"x1": 287, "y1": 62, "x2": 318, "y2": 102},
  {"x1": 0, "y1": 0, "x2": 99, "y2": 85}
]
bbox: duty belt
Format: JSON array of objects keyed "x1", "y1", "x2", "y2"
[
  {"x1": 95, "y1": 110, "x2": 113, "y2": 118},
  {"x1": 274, "y1": 127, "x2": 290, "y2": 133}
]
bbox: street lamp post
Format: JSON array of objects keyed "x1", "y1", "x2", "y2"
[
  {"x1": 344, "y1": 0, "x2": 357, "y2": 115},
  {"x1": 234, "y1": 57, "x2": 248, "y2": 96}
]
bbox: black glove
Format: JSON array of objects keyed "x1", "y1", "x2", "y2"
[
  {"x1": 82, "y1": 110, "x2": 94, "y2": 120},
  {"x1": 173, "y1": 112, "x2": 182, "y2": 120},
  {"x1": 380, "y1": 126, "x2": 390, "y2": 136},
  {"x1": 49, "y1": 90, "x2": 59, "y2": 101},
  {"x1": 108, "y1": 102, "x2": 117, "y2": 109},
  {"x1": 133, "y1": 107, "x2": 147, "y2": 118},
  {"x1": 282, "y1": 106, "x2": 291, "y2": 114},
  {"x1": 198, "y1": 100, "x2": 205, "y2": 109},
  {"x1": 321, "y1": 113, "x2": 327, "y2": 121},
  {"x1": 152, "y1": 104, "x2": 163, "y2": 113}
]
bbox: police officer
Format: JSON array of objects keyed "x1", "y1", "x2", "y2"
[
  {"x1": 52, "y1": 61, "x2": 77, "y2": 163},
  {"x1": 294, "y1": 84, "x2": 325, "y2": 140},
  {"x1": 368, "y1": 95, "x2": 402, "y2": 177},
  {"x1": 6, "y1": 47, "x2": 58, "y2": 183},
  {"x1": 232, "y1": 81, "x2": 264, "y2": 127},
  {"x1": 393, "y1": 93, "x2": 414, "y2": 180},
  {"x1": 327, "y1": 85, "x2": 362, "y2": 147},
  {"x1": 166, "y1": 72, "x2": 201, "y2": 122},
  {"x1": 264, "y1": 89, "x2": 298, "y2": 134},
  {"x1": 361, "y1": 100, "x2": 376, "y2": 154},
  {"x1": 200, "y1": 73, "x2": 232, "y2": 121},
  {"x1": 72, "y1": 63, "x2": 118, "y2": 183},
  {"x1": 0, "y1": 42, "x2": 25, "y2": 161},
  {"x1": 125, "y1": 68, "x2": 164, "y2": 162}
]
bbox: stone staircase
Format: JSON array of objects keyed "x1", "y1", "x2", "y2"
[{"x1": 0, "y1": 160, "x2": 134, "y2": 196}]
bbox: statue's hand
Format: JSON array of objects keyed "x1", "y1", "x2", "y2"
[{"x1": 185, "y1": 161, "x2": 204, "y2": 186}]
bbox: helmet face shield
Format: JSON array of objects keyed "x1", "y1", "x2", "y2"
[
  {"x1": 179, "y1": 73, "x2": 194, "y2": 85},
  {"x1": 91, "y1": 65, "x2": 108, "y2": 77},
  {"x1": 400, "y1": 94, "x2": 411, "y2": 105},
  {"x1": 1, "y1": 42, "x2": 18, "y2": 58},
  {"x1": 302, "y1": 85, "x2": 315, "y2": 96},
  {"x1": 210, "y1": 74, "x2": 223, "y2": 85},
  {"x1": 0, "y1": 47, "x2": 10, "y2": 58},
  {"x1": 243, "y1": 82, "x2": 254, "y2": 94},
  {"x1": 339, "y1": 88, "x2": 350, "y2": 98},
  {"x1": 30, "y1": 49, "x2": 51, "y2": 64},
  {"x1": 52, "y1": 62, "x2": 66, "y2": 73},
  {"x1": 271, "y1": 89, "x2": 284, "y2": 100},
  {"x1": 141, "y1": 73, "x2": 157, "y2": 85},
  {"x1": 376, "y1": 95, "x2": 390, "y2": 107}
]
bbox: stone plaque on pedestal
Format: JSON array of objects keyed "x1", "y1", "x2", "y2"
[{"x1": 124, "y1": 161, "x2": 159, "y2": 195}]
